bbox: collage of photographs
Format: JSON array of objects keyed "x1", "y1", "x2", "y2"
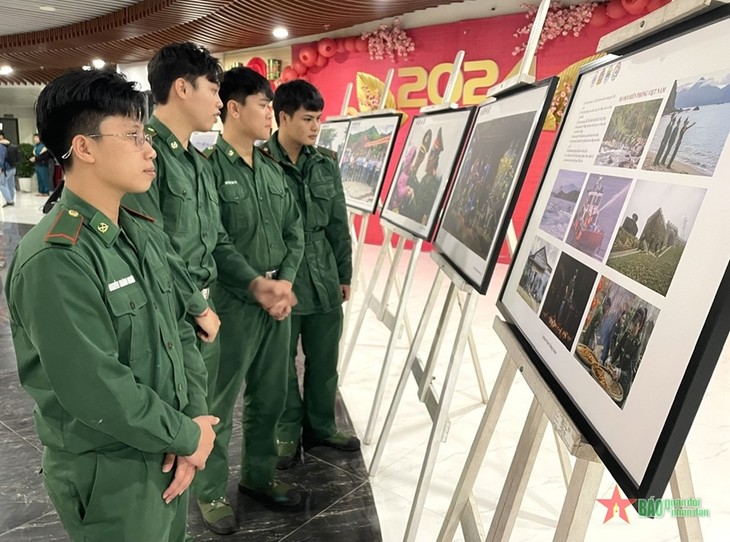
[{"x1": 513, "y1": 64, "x2": 730, "y2": 409}]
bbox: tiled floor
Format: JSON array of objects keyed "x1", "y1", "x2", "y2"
[{"x1": 2, "y1": 190, "x2": 729, "y2": 541}]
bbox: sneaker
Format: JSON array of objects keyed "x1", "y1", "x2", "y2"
[
  {"x1": 304, "y1": 431, "x2": 361, "y2": 452},
  {"x1": 238, "y1": 479, "x2": 307, "y2": 508},
  {"x1": 197, "y1": 497, "x2": 238, "y2": 535},
  {"x1": 276, "y1": 439, "x2": 300, "y2": 470}
]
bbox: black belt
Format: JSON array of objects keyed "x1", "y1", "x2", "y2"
[{"x1": 304, "y1": 230, "x2": 326, "y2": 243}]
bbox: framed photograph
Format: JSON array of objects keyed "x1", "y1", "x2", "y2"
[
  {"x1": 338, "y1": 113, "x2": 402, "y2": 213},
  {"x1": 381, "y1": 107, "x2": 475, "y2": 240},
  {"x1": 498, "y1": 9, "x2": 730, "y2": 500},
  {"x1": 434, "y1": 79, "x2": 557, "y2": 293},
  {"x1": 316, "y1": 119, "x2": 350, "y2": 158}
]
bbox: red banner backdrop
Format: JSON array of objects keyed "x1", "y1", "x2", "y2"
[{"x1": 294, "y1": 12, "x2": 638, "y2": 261}]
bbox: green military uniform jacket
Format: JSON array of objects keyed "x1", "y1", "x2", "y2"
[
  {"x1": 6, "y1": 189, "x2": 205, "y2": 456},
  {"x1": 263, "y1": 133, "x2": 352, "y2": 315},
  {"x1": 123, "y1": 116, "x2": 260, "y2": 314},
  {"x1": 207, "y1": 137, "x2": 304, "y2": 300}
]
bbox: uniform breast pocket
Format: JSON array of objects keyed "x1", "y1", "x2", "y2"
[
  {"x1": 106, "y1": 285, "x2": 152, "y2": 364},
  {"x1": 218, "y1": 183, "x2": 251, "y2": 233},
  {"x1": 310, "y1": 182, "x2": 335, "y2": 227},
  {"x1": 165, "y1": 179, "x2": 193, "y2": 234}
]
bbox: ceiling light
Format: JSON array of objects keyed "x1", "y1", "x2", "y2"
[
  {"x1": 91, "y1": 59, "x2": 106, "y2": 69},
  {"x1": 272, "y1": 27, "x2": 289, "y2": 39},
  {"x1": 39, "y1": 5, "x2": 56, "y2": 11},
  {"x1": 0, "y1": 66, "x2": 12, "y2": 76}
]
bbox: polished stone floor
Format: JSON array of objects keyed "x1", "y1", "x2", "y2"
[{"x1": 0, "y1": 194, "x2": 381, "y2": 541}]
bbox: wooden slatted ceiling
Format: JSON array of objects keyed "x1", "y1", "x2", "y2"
[{"x1": 0, "y1": 0, "x2": 460, "y2": 85}]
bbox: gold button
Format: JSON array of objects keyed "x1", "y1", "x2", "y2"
[{"x1": 68, "y1": 210, "x2": 79, "y2": 217}]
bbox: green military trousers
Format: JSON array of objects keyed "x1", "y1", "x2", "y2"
[
  {"x1": 278, "y1": 307, "x2": 343, "y2": 442},
  {"x1": 42, "y1": 447, "x2": 188, "y2": 542},
  {"x1": 194, "y1": 286, "x2": 289, "y2": 500}
]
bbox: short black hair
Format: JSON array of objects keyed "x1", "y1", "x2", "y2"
[
  {"x1": 35, "y1": 69, "x2": 145, "y2": 170},
  {"x1": 148, "y1": 42, "x2": 222, "y2": 104},
  {"x1": 273, "y1": 80, "x2": 324, "y2": 124},
  {"x1": 219, "y1": 67, "x2": 273, "y2": 122}
]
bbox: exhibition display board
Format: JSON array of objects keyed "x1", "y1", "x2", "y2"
[
  {"x1": 498, "y1": 10, "x2": 730, "y2": 500},
  {"x1": 434, "y1": 78, "x2": 557, "y2": 294}
]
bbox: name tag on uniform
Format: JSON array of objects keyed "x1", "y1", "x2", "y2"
[{"x1": 108, "y1": 275, "x2": 137, "y2": 292}]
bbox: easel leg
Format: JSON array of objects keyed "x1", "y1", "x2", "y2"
[
  {"x1": 670, "y1": 447, "x2": 704, "y2": 542},
  {"x1": 369, "y1": 270, "x2": 446, "y2": 475},
  {"x1": 340, "y1": 213, "x2": 370, "y2": 370},
  {"x1": 552, "y1": 459, "x2": 603, "y2": 542},
  {"x1": 485, "y1": 397, "x2": 548, "y2": 542},
  {"x1": 364, "y1": 240, "x2": 423, "y2": 445},
  {"x1": 437, "y1": 355, "x2": 518, "y2": 542},
  {"x1": 553, "y1": 428, "x2": 573, "y2": 488},
  {"x1": 340, "y1": 232, "x2": 392, "y2": 380},
  {"x1": 403, "y1": 291, "x2": 479, "y2": 542},
  {"x1": 456, "y1": 290, "x2": 488, "y2": 403},
  {"x1": 418, "y1": 283, "x2": 459, "y2": 402}
]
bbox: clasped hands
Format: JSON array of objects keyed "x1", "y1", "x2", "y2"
[{"x1": 250, "y1": 276, "x2": 297, "y2": 320}]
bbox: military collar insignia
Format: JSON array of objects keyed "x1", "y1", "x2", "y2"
[{"x1": 90, "y1": 211, "x2": 120, "y2": 247}]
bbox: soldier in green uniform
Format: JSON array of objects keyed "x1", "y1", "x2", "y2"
[
  {"x1": 262, "y1": 80, "x2": 360, "y2": 468},
  {"x1": 122, "y1": 43, "x2": 291, "y2": 528},
  {"x1": 5, "y1": 69, "x2": 219, "y2": 542},
  {"x1": 195, "y1": 67, "x2": 306, "y2": 534}
]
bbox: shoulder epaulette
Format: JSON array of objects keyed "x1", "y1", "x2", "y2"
[
  {"x1": 121, "y1": 205, "x2": 156, "y2": 222},
  {"x1": 45, "y1": 208, "x2": 84, "y2": 246},
  {"x1": 316, "y1": 146, "x2": 338, "y2": 162},
  {"x1": 144, "y1": 125, "x2": 158, "y2": 138}
]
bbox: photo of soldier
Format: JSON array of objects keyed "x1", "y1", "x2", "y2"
[
  {"x1": 575, "y1": 276, "x2": 659, "y2": 407},
  {"x1": 382, "y1": 107, "x2": 474, "y2": 239}
]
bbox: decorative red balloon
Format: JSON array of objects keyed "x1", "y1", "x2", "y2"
[
  {"x1": 344, "y1": 37, "x2": 356, "y2": 52},
  {"x1": 299, "y1": 46, "x2": 317, "y2": 68},
  {"x1": 298, "y1": 74, "x2": 311, "y2": 83},
  {"x1": 354, "y1": 37, "x2": 368, "y2": 52},
  {"x1": 315, "y1": 54, "x2": 329, "y2": 68},
  {"x1": 281, "y1": 66, "x2": 297, "y2": 83},
  {"x1": 589, "y1": 5, "x2": 609, "y2": 26},
  {"x1": 318, "y1": 38, "x2": 337, "y2": 58},
  {"x1": 646, "y1": 0, "x2": 671, "y2": 12},
  {"x1": 270, "y1": 80, "x2": 278, "y2": 92},
  {"x1": 292, "y1": 60, "x2": 307, "y2": 75},
  {"x1": 246, "y1": 57, "x2": 267, "y2": 77},
  {"x1": 621, "y1": 0, "x2": 649, "y2": 15},
  {"x1": 336, "y1": 39, "x2": 346, "y2": 53},
  {"x1": 606, "y1": 0, "x2": 627, "y2": 18}
]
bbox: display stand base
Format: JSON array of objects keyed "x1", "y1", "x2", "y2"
[{"x1": 437, "y1": 317, "x2": 703, "y2": 542}]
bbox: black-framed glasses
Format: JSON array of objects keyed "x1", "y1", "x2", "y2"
[{"x1": 61, "y1": 131, "x2": 152, "y2": 160}]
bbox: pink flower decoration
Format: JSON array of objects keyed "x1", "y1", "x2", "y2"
[
  {"x1": 513, "y1": 2, "x2": 600, "y2": 55},
  {"x1": 361, "y1": 18, "x2": 415, "y2": 62}
]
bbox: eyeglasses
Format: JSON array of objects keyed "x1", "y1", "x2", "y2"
[{"x1": 61, "y1": 131, "x2": 153, "y2": 160}]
